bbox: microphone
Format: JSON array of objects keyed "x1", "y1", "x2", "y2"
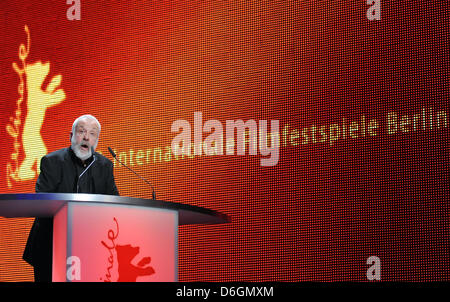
[{"x1": 108, "y1": 146, "x2": 156, "y2": 200}]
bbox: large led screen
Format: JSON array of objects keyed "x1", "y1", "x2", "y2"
[{"x1": 0, "y1": 0, "x2": 448, "y2": 282}]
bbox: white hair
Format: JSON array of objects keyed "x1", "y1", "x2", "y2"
[{"x1": 71, "y1": 114, "x2": 101, "y2": 136}]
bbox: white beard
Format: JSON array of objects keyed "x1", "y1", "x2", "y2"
[
  {"x1": 72, "y1": 144, "x2": 92, "y2": 161},
  {"x1": 71, "y1": 136, "x2": 95, "y2": 161}
]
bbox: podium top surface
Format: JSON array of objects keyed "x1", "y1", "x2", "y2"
[{"x1": 0, "y1": 193, "x2": 230, "y2": 226}]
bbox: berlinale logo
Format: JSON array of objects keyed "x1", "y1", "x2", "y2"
[
  {"x1": 100, "y1": 217, "x2": 155, "y2": 282},
  {"x1": 6, "y1": 25, "x2": 66, "y2": 187}
]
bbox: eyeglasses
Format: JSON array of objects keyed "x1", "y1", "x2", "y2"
[{"x1": 75, "y1": 128, "x2": 98, "y2": 138}]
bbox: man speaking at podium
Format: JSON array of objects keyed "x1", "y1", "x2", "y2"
[{"x1": 23, "y1": 114, "x2": 119, "y2": 282}]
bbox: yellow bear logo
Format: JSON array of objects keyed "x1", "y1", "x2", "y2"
[{"x1": 6, "y1": 25, "x2": 66, "y2": 186}]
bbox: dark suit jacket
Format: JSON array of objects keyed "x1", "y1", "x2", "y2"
[{"x1": 23, "y1": 147, "x2": 119, "y2": 267}]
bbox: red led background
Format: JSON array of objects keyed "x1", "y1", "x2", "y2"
[{"x1": 0, "y1": 1, "x2": 448, "y2": 281}]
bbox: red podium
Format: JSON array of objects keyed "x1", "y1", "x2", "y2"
[{"x1": 0, "y1": 193, "x2": 230, "y2": 282}]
